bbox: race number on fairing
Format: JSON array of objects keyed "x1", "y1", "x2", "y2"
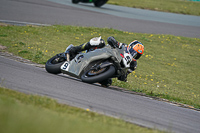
[
  {"x1": 123, "y1": 53, "x2": 132, "y2": 68},
  {"x1": 61, "y1": 61, "x2": 70, "y2": 71}
]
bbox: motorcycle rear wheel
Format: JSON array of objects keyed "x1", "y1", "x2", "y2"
[
  {"x1": 81, "y1": 65, "x2": 115, "y2": 83},
  {"x1": 72, "y1": 0, "x2": 79, "y2": 4},
  {"x1": 45, "y1": 53, "x2": 66, "y2": 74},
  {"x1": 94, "y1": 0, "x2": 108, "y2": 7}
]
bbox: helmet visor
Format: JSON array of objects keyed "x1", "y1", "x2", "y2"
[
  {"x1": 129, "y1": 48, "x2": 137, "y2": 58},
  {"x1": 129, "y1": 48, "x2": 142, "y2": 59}
]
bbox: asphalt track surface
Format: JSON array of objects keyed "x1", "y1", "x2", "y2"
[
  {"x1": 1, "y1": 0, "x2": 200, "y2": 133},
  {"x1": 1, "y1": 54, "x2": 200, "y2": 133}
]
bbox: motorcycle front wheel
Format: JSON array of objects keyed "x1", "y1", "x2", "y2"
[
  {"x1": 81, "y1": 65, "x2": 115, "y2": 83},
  {"x1": 45, "y1": 53, "x2": 66, "y2": 74}
]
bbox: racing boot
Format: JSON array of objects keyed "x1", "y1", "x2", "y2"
[
  {"x1": 99, "y1": 78, "x2": 112, "y2": 87},
  {"x1": 65, "y1": 44, "x2": 83, "y2": 61}
]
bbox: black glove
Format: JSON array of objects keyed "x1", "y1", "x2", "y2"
[
  {"x1": 118, "y1": 73, "x2": 128, "y2": 82},
  {"x1": 130, "y1": 60, "x2": 137, "y2": 71}
]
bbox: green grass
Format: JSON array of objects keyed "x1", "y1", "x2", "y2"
[
  {"x1": 0, "y1": 87, "x2": 164, "y2": 133},
  {"x1": 0, "y1": 24, "x2": 199, "y2": 109},
  {"x1": 107, "y1": 0, "x2": 200, "y2": 16}
]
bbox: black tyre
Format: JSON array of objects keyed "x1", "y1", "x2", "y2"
[
  {"x1": 72, "y1": 0, "x2": 79, "y2": 4},
  {"x1": 94, "y1": 0, "x2": 108, "y2": 7},
  {"x1": 45, "y1": 53, "x2": 66, "y2": 74},
  {"x1": 81, "y1": 65, "x2": 115, "y2": 83}
]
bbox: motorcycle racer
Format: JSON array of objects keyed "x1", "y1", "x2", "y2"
[{"x1": 66, "y1": 36, "x2": 144, "y2": 86}]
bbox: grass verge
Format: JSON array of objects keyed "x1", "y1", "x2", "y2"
[
  {"x1": 108, "y1": 0, "x2": 200, "y2": 16},
  {"x1": 0, "y1": 24, "x2": 199, "y2": 109},
  {"x1": 0, "y1": 87, "x2": 164, "y2": 133}
]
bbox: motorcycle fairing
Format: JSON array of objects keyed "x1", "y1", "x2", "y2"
[{"x1": 61, "y1": 45, "x2": 124, "y2": 78}]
